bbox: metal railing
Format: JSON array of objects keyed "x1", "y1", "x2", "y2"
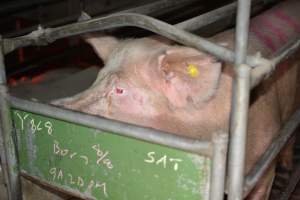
[{"x1": 0, "y1": 0, "x2": 299, "y2": 199}]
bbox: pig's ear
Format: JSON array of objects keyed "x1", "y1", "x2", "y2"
[
  {"x1": 77, "y1": 13, "x2": 119, "y2": 62},
  {"x1": 84, "y1": 35, "x2": 119, "y2": 63},
  {"x1": 158, "y1": 47, "x2": 222, "y2": 108}
]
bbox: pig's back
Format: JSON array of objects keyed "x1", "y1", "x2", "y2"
[{"x1": 248, "y1": 0, "x2": 300, "y2": 122}]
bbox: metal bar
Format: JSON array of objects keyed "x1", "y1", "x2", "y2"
[
  {"x1": 228, "y1": 0, "x2": 252, "y2": 199},
  {"x1": 244, "y1": 108, "x2": 300, "y2": 196},
  {"x1": 4, "y1": 0, "x2": 198, "y2": 38},
  {"x1": 251, "y1": 35, "x2": 300, "y2": 89},
  {"x1": 10, "y1": 96, "x2": 212, "y2": 156},
  {"x1": 3, "y1": 13, "x2": 266, "y2": 67},
  {"x1": 210, "y1": 132, "x2": 228, "y2": 200},
  {"x1": 228, "y1": 64, "x2": 251, "y2": 200},
  {"x1": 0, "y1": 38, "x2": 20, "y2": 200},
  {"x1": 235, "y1": 0, "x2": 251, "y2": 65}
]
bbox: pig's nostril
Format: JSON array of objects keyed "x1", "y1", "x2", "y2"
[{"x1": 115, "y1": 87, "x2": 124, "y2": 94}]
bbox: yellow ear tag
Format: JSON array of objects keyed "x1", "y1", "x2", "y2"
[{"x1": 187, "y1": 64, "x2": 199, "y2": 78}]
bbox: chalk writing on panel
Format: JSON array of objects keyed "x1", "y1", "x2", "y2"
[{"x1": 13, "y1": 110, "x2": 209, "y2": 200}]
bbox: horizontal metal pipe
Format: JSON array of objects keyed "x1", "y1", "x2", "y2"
[
  {"x1": 4, "y1": 0, "x2": 198, "y2": 38},
  {"x1": 244, "y1": 108, "x2": 300, "y2": 196},
  {"x1": 10, "y1": 96, "x2": 212, "y2": 156},
  {"x1": 3, "y1": 13, "x2": 266, "y2": 67}
]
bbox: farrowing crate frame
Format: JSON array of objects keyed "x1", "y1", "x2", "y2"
[{"x1": 1, "y1": 0, "x2": 300, "y2": 200}]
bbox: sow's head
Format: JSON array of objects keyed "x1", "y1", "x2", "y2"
[{"x1": 54, "y1": 35, "x2": 230, "y2": 138}]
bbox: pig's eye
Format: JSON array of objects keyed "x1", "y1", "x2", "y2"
[{"x1": 115, "y1": 87, "x2": 124, "y2": 95}]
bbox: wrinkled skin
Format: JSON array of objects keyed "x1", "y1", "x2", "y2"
[{"x1": 51, "y1": 1, "x2": 300, "y2": 199}]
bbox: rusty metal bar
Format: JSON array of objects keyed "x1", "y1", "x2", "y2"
[
  {"x1": 228, "y1": 0, "x2": 252, "y2": 200},
  {"x1": 210, "y1": 132, "x2": 228, "y2": 200},
  {"x1": 0, "y1": 37, "x2": 20, "y2": 200}
]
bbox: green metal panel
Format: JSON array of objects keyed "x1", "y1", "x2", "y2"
[{"x1": 12, "y1": 108, "x2": 211, "y2": 200}]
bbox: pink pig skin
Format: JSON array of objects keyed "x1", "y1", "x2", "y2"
[{"x1": 53, "y1": 0, "x2": 300, "y2": 199}]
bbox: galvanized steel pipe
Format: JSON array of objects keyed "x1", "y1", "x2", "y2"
[
  {"x1": 210, "y1": 133, "x2": 228, "y2": 200},
  {"x1": 3, "y1": 13, "x2": 265, "y2": 68},
  {"x1": 228, "y1": 0, "x2": 252, "y2": 199}
]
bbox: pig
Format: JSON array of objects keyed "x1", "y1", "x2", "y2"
[{"x1": 52, "y1": 0, "x2": 300, "y2": 199}]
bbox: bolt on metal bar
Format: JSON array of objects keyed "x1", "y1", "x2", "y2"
[
  {"x1": 228, "y1": 0, "x2": 252, "y2": 199},
  {"x1": 210, "y1": 132, "x2": 228, "y2": 200},
  {"x1": 244, "y1": 108, "x2": 300, "y2": 196},
  {"x1": 10, "y1": 96, "x2": 212, "y2": 156},
  {"x1": 0, "y1": 38, "x2": 20, "y2": 200},
  {"x1": 2, "y1": 13, "x2": 267, "y2": 68}
]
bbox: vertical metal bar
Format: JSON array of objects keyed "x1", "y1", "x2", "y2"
[
  {"x1": 234, "y1": 0, "x2": 251, "y2": 65},
  {"x1": 0, "y1": 36, "x2": 20, "y2": 200},
  {"x1": 228, "y1": 0, "x2": 252, "y2": 199},
  {"x1": 210, "y1": 132, "x2": 228, "y2": 200}
]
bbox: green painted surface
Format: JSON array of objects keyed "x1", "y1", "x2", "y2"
[{"x1": 12, "y1": 109, "x2": 211, "y2": 200}]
